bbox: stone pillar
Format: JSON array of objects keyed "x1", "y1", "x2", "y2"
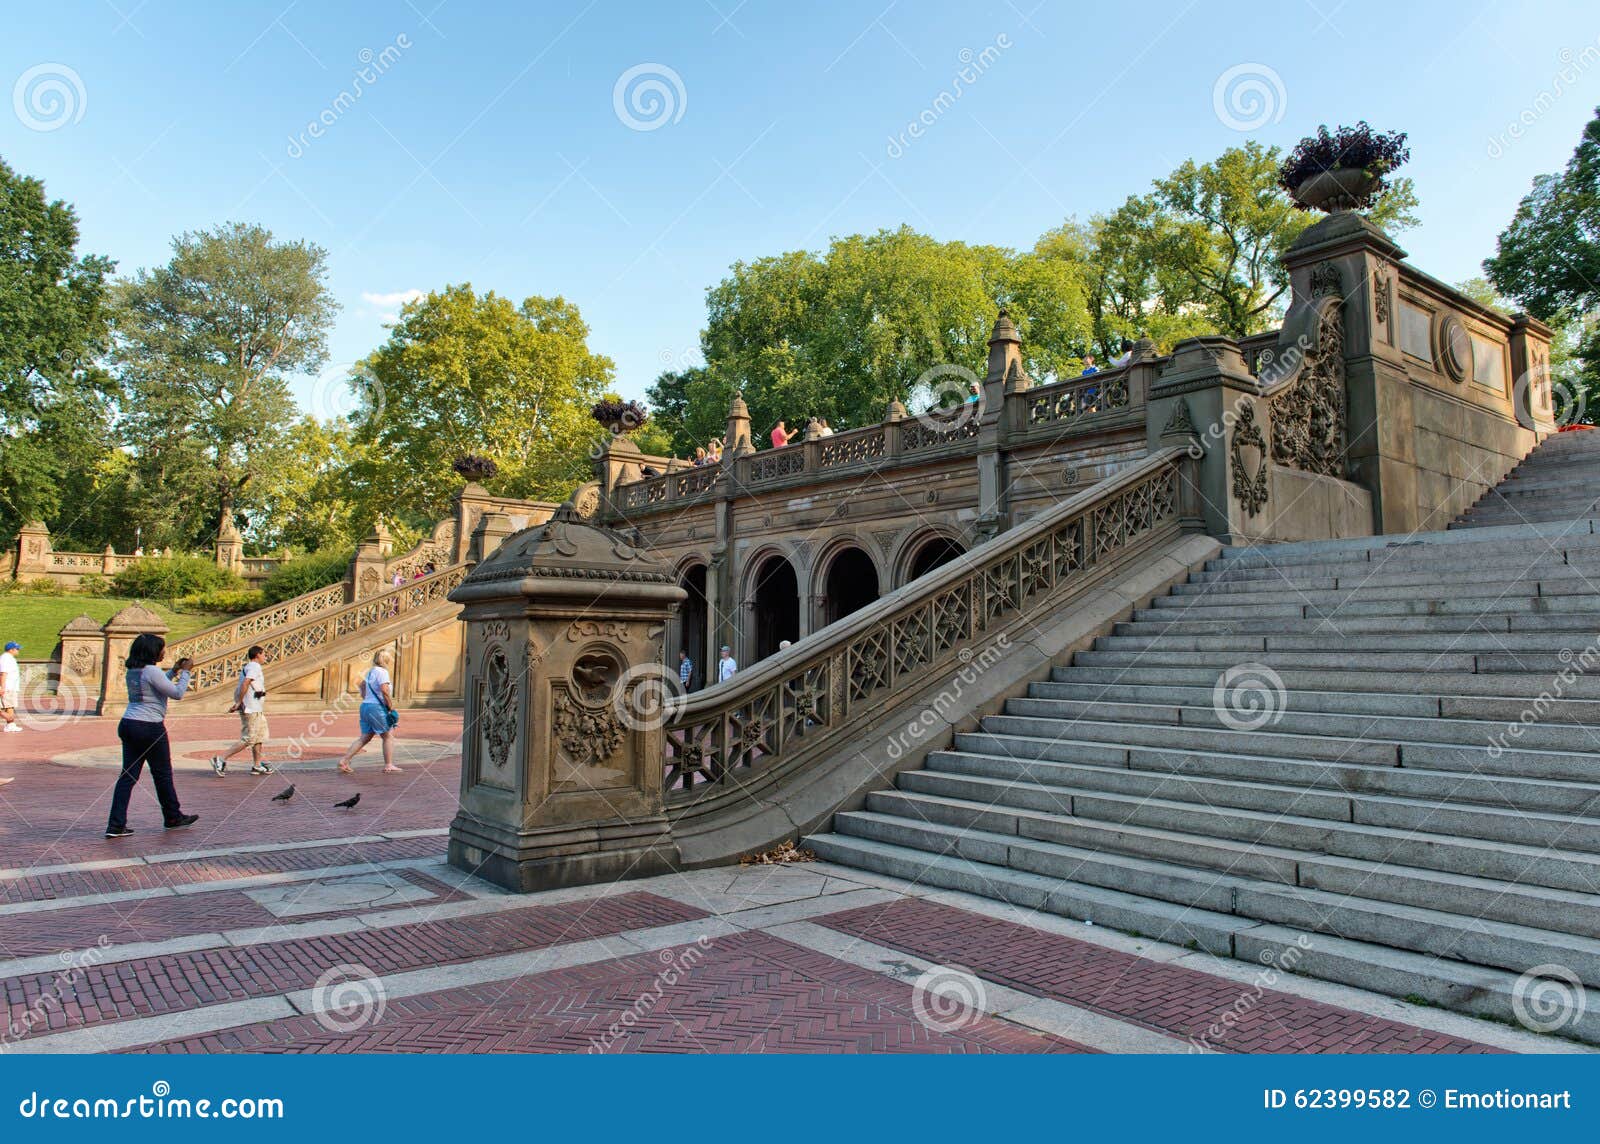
[
  {"x1": 1146, "y1": 336, "x2": 1261, "y2": 542},
  {"x1": 724, "y1": 393, "x2": 754, "y2": 458},
  {"x1": 214, "y1": 518, "x2": 244, "y2": 575},
  {"x1": 58, "y1": 614, "x2": 105, "y2": 699},
  {"x1": 975, "y1": 309, "x2": 1026, "y2": 541},
  {"x1": 1508, "y1": 313, "x2": 1558, "y2": 436},
  {"x1": 468, "y1": 510, "x2": 515, "y2": 563},
  {"x1": 351, "y1": 520, "x2": 392, "y2": 600},
  {"x1": 97, "y1": 605, "x2": 169, "y2": 717},
  {"x1": 447, "y1": 503, "x2": 686, "y2": 892},
  {"x1": 456, "y1": 482, "x2": 492, "y2": 563},
  {"x1": 14, "y1": 520, "x2": 50, "y2": 581},
  {"x1": 1280, "y1": 210, "x2": 1414, "y2": 532},
  {"x1": 101, "y1": 545, "x2": 117, "y2": 576}
]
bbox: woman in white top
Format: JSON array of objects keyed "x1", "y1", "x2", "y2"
[
  {"x1": 337, "y1": 649, "x2": 401, "y2": 775},
  {"x1": 105, "y1": 633, "x2": 199, "y2": 838}
]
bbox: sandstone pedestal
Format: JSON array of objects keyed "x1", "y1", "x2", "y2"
[{"x1": 447, "y1": 503, "x2": 686, "y2": 892}]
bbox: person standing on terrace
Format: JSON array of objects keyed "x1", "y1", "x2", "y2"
[{"x1": 770, "y1": 420, "x2": 792, "y2": 448}]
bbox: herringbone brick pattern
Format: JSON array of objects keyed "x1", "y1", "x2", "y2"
[
  {"x1": 0, "y1": 869, "x2": 467, "y2": 959},
  {"x1": 818, "y1": 898, "x2": 1501, "y2": 1054},
  {"x1": 2, "y1": 891, "x2": 703, "y2": 1043},
  {"x1": 135, "y1": 931, "x2": 1083, "y2": 1054}
]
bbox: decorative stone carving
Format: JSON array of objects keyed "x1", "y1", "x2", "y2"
[
  {"x1": 1231, "y1": 402, "x2": 1270, "y2": 518},
  {"x1": 1161, "y1": 398, "x2": 1197, "y2": 438},
  {"x1": 359, "y1": 567, "x2": 380, "y2": 595},
  {"x1": 1373, "y1": 265, "x2": 1391, "y2": 327},
  {"x1": 480, "y1": 646, "x2": 516, "y2": 772},
  {"x1": 1269, "y1": 303, "x2": 1347, "y2": 478},
  {"x1": 566, "y1": 620, "x2": 629, "y2": 644},
  {"x1": 552, "y1": 688, "x2": 625, "y2": 768},
  {"x1": 1309, "y1": 262, "x2": 1343, "y2": 299}
]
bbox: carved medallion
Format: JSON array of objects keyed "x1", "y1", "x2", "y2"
[
  {"x1": 552, "y1": 689, "x2": 625, "y2": 767},
  {"x1": 1309, "y1": 262, "x2": 1343, "y2": 299},
  {"x1": 480, "y1": 646, "x2": 516, "y2": 771}
]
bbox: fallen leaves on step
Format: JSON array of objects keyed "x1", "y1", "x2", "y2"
[{"x1": 740, "y1": 839, "x2": 817, "y2": 866}]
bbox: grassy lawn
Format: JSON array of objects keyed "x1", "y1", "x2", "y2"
[{"x1": 0, "y1": 595, "x2": 233, "y2": 657}]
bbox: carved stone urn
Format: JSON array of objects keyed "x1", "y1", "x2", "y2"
[
  {"x1": 446, "y1": 501, "x2": 686, "y2": 891},
  {"x1": 1289, "y1": 168, "x2": 1382, "y2": 213}
]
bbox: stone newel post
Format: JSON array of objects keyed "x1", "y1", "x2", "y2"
[
  {"x1": 97, "y1": 605, "x2": 169, "y2": 717},
  {"x1": 447, "y1": 502, "x2": 687, "y2": 892}
]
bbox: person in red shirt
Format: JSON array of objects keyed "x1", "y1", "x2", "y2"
[{"x1": 770, "y1": 420, "x2": 791, "y2": 448}]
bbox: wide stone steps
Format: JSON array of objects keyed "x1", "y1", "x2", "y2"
[
  {"x1": 805, "y1": 833, "x2": 1600, "y2": 1038},
  {"x1": 1050, "y1": 662, "x2": 1600, "y2": 701},
  {"x1": 819, "y1": 809, "x2": 1600, "y2": 983},
  {"x1": 808, "y1": 440, "x2": 1600, "y2": 1040}
]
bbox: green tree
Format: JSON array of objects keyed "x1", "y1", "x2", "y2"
[
  {"x1": 649, "y1": 227, "x2": 1090, "y2": 454},
  {"x1": 354, "y1": 285, "x2": 614, "y2": 521},
  {"x1": 1484, "y1": 107, "x2": 1600, "y2": 410},
  {"x1": 249, "y1": 416, "x2": 366, "y2": 553},
  {"x1": 0, "y1": 156, "x2": 117, "y2": 542},
  {"x1": 112, "y1": 222, "x2": 338, "y2": 548}
]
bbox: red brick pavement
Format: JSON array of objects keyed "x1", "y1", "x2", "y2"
[
  {"x1": 0, "y1": 711, "x2": 462, "y2": 868},
  {"x1": 3, "y1": 890, "x2": 702, "y2": 1043},
  {"x1": 0, "y1": 869, "x2": 468, "y2": 960},
  {"x1": 0, "y1": 834, "x2": 444, "y2": 905},
  {"x1": 817, "y1": 898, "x2": 1502, "y2": 1054},
  {"x1": 134, "y1": 931, "x2": 1084, "y2": 1054}
]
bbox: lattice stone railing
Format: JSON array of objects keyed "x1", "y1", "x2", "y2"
[
  {"x1": 385, "y1": 518, "x2": 460, "y2": 581},
  {"x1": 662, "y1": 448, "x2": 1191, "y2": 797},
  {"x1": 1025, "y1": 368, "x2": 1130, "y2": 427},
  {"x1": 184, "y1": 564, "x2": 470, "y2": 694},
  {"x1": 167, "y1": 580, "x2": 353, "y2": 664}
]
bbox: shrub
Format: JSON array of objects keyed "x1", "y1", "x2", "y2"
[
  {"x1": 20, "y1": 578, "x2": 65, "y2": 596},
  {"x1": 177, "y1": 588, "x2": 266, "y2": 614},
  {"x1": 112, "y1": 556, "x2": 242, "y2": 600},
  {"x1": 75, "y1": 573, "x2": 112, "y2": 596},
  {"x1": 452, "y1": 453, "x2": 500, "y2": 482},
  {"x1": 260, "y1": 548, "x2": 353, "y2": 603},
  {"x1": 591, "y1": 398, "x2": 649, "y2": 434}
]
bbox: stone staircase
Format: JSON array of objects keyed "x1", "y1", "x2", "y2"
[
  {"x1": 807, "y1": 451, "x2": 1600, "y2": 1041},
  {"x1": 1454, "y1": 427, "x2": 1600, "y2": 528}
]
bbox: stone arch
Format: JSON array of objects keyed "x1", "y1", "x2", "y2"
[
  {"x1": 671, "y1": 557, "x2": 710, "y2": 692},
  {"x1": 812, "y1": 539, "x2": 882, "y2": 630},
  {"x1": 894, "y1": 528, "x2": 970, "y2": 589},
  {"x1": 740, "y1": 548, "x2": 800, "y2": 666}
]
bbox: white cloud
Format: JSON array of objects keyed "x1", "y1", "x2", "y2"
[{"x1": 361, "y1": 288, "x2": 424, "y2": 308}]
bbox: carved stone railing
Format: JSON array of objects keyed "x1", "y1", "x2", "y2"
[
  {"x1": 167, "y1": 579, "x2": 353, "y2": 663},
  {"x1": 1023, "y1": 368, "x2": 1131, "y2": 428},
  {"x1": 385, "y1": 518, "x2": 460, "y2": 581},
  {"x1": 185, "y1": 564, "x2": 470, "y2": 694},
  {"x1": 662, "y1": 448, "x2": 1193, "y2": 797}
]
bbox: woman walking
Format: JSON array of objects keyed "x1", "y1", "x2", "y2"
[
  {"x1": 338, "y1": 649, "x2": 402, "y2": 775},
  {"x1": 105, "y1": 634, "x2": 199, "y2": 839}
]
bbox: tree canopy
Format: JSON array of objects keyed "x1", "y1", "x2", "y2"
[{"x1": 352, "y1": 285, "x2": 615, "y2": 521}]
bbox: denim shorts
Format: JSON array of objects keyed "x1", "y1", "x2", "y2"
[{"x1": 359, "y1": 703, "x2": 390, "y2": 735}]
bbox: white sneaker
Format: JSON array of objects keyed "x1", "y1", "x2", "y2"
[
  {"x1": 2, "y1": 725, "x2": 20, "y2": 733},
  {"x1": 210, "y1": 756, "x2": 226, "y2": 776}
]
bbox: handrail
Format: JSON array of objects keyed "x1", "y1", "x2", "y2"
[
  {"x1": 662, "y1": 447, "x2": 1193, "y2": 798},
  {"x1": 184, "y1": 564, "x2": 470, "y2": 693},
  {"x1": 167, "y1": 579, "x2": 352, "y2": 663}
]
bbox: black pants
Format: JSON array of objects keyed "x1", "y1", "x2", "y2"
[{"x1": 108, "y1": 719, "x2": 183, "y2": 830}]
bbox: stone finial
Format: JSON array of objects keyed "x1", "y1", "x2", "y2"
[
  {"x1": 988, "y1": 308, "x2": 1020, "y2": 346},
  {"x1": 102, "y1": 604, "x2": 168, "y2": 634},
  {"x1": 803, "y1": 417, "x2": 823, "y2": 442},
  {"x1": 884, "y1": 398, "x2": 908, "y2": 421},
  {"x1": 986, "y1": 307, "x2": 1028, "y2": 390},
  {"x1": 1130, "y1": 337, "x2": 1158, "y2": 363},
  {"x1": 724, "y1": 391, "x2": 754, "y2": 457},
  {"x1": 60, "y1": 614, "x2": 104, "y2": 635}
]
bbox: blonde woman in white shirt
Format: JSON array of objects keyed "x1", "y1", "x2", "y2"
[{"x1": 337, "y1": 649, "x2": 401, "y2": 775}]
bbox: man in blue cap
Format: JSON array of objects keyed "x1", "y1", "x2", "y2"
[{"x1": 0, "y1": 641, "x2": 20, "y2": 733}]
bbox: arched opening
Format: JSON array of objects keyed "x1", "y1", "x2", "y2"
[
  {"x1": 749, "y1": 555, "x2": 800, "y2": 663},
  {"x1": 677, "y1": 563, "x2": 708, "y2": 691},
  {"x1": 823, "y1": 546, "x2": 879, "y2": 626},
  {"x1": 904, "y1": 535, "x2": 967, "y2": 586}
]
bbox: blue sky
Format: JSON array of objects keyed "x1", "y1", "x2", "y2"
[{"x1": 4, "y1": 0, "x2": 1598, "y2": 414}]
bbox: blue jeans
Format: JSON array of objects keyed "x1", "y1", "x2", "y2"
[{"x1": 108, "y1": 719, "x2": 183, "y2": 830}]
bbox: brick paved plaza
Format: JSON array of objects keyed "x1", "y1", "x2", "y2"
[{"x1": 0, "y1": 709, "x2": 1583, "y2": 1055}]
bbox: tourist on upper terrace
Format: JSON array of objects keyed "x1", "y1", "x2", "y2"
[
  {"x1": 678, "y1": 648, "x2": 696, "y2": 692},
  {"x1": 692, "y1": 447, "x2": 708, "y2": 466},
  {"x1": 210, "y1": 645, "x2": 273, "y2": 777},
  {"x1": 0, "y1": 641, "x2": 20, "y2": 734},
  {"x1": 718, "y1": 645, "x2": 738, "y2": 683},
  {"x1": 771, "y1": 420, "x2": 792, "y2": 448},
  {"x1": 1080, "y1": 354, "x2": 1099, "y2": 376},
  {"x1": 706, "y1": 439, "x2": 723, "y2": 464},
  {"x1": 104, "y1": 633, "x2": 199, "y2": 839},
  {"x1": 1111, "y1": 339, "x2": 1134, "y2": 368},
  {"x1": 817, "y1": 418, "x2": 835, "y2": 437},
  {"x1": 337, "y1": 649, "x2": 402, "y2": 775}
]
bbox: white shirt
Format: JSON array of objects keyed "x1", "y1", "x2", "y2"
[
  {"x1": 0, "y1": 651, "x2": 18, "y2": 704},
  {"x1": 362, "y1": 665, "x2": 392, "y2": 705},
  {"x1": 718, "y1": 656, "x2": 737, "y2": 683},
  {"x1": 239, "y1": 661, "x2": 266, "y2": 713}
]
